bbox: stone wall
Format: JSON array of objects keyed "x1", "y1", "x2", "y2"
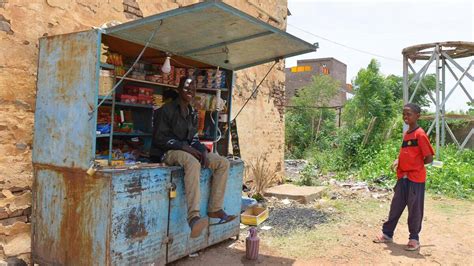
[{"x1": 0, "y1": 0, "x2": 287, "y2": 262}]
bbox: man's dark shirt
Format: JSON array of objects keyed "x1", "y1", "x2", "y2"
[{"x1": 151, "y1": 98, "x2": 206, "y2": 162}]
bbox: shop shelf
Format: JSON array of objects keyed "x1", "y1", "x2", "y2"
[
  {"x1": 100, "y1": 62, "x2": 115, "y2": 69},
  {"x1": 116, "y1": 76, "x2": 178, "y2": 88},
  {"x1": 197, "y1": 87, "x2": 228, "y2": 92},
  {"x1": 96, "y1": 132, "x2": 152, "y2": 138},
  {"x1": 98, "y1": 97, "x2": 154, "y2": 109}
]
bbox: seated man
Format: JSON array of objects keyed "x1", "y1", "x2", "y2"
[{"x1": 151, "y1": 76, "x2": 236, "y2": 238}]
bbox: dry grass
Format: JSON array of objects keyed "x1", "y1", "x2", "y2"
[{"x1": 246, "y1": 155, "x2": 279, "y2": 197}]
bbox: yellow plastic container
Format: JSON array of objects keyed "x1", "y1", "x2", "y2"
[{"x1": 241, "y1": 206, "x2": 269, "y2": 226}]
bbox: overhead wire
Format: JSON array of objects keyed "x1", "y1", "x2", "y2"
[
  {"x1": 232, "y1": 61, "x2": 279, "y2": 121},
  {"x1": 287, "y1": 23, "x2": 402, "y2": 62}
]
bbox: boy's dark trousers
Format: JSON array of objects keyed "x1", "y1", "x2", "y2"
[{"x1": 382, "y1": 177, "x2": 425, "y2": 241}]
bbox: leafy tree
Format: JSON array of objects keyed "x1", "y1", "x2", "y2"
[
  {"x1": 385, "y1": 73, "x2": 436, "y2": 108},
  {"x1": 343, "y1": 59, "x2": 397, "y2": 137},
  {"x1": 285, "y1": 74, "x2": 339, "y2": 158},
  {"x1": 341, "y1": 60, "x2": 398, "y2": 165}
]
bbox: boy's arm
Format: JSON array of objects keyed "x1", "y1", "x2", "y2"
[
  {"x1": 424, "y1": 155, "x2": 433, "y2": 164},
  {"x1": 418, "y1": 132, "x2": 435, "y2": 164}
]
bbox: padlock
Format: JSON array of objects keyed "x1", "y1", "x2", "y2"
[
  {"x1": 169, "y1": 183, "x2": 177, "y2": 199},
  {"x1": 86, "y1": 165, "x2": 96, "y2": 176},
  {"x1": 86, "y1": 161, "x2": 98, "y2": 176}
]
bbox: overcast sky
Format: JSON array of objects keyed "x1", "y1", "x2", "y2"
[{"x1": 285, "y1": 0, "x2": 473, "y2": 111}]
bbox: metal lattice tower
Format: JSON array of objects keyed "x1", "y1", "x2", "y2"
[{"x1": 402, "y1": 41, "x2": 474, "y2": 159}]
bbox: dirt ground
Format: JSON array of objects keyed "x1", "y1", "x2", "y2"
[{"x1": 171, "y1": 185, "x2": 474, "y2": 265}]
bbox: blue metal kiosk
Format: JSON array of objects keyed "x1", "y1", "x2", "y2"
[{"x1": 32, "y1": 1, "x2": 317, "y2": 265}]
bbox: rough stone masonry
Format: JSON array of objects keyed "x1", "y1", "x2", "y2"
[{"x1": 0, "y1": 0, "x2": 288, "y2": 262}]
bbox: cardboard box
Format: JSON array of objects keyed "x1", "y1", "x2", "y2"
[{"x1": 241, "y1": 206, "x2": 269, "y2": 226}]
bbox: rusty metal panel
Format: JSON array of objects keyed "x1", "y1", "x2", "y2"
[
  {"x1": 208, "y1": 161, "x2": 243, "y2": 246},
  {"x1": 109, "y1": 168, "x2": 170, "y2": 265},
  {"x1": 32, "y1": 166, "x2": 110, "y2": 265},
  {"x1": 33, "y1": 30, "x2": 99, "y2": 169},
  {"x1": 166, "y1": 168, "x2": 212, "y2": 262}
]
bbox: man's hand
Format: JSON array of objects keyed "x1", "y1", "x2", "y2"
[
  {"x1": 390, "y1": 159, "x2": 398, "y2": 172},
  {"x1": 182, "y1": 145, "x2": 202, "y2": 161},
  {"x1": 201, "y1": 150, "x2": 210, "y2": 168}
]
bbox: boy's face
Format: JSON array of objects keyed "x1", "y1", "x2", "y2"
[{"x1": 403, "y1": 107, "x2": 420, "y2": 126}]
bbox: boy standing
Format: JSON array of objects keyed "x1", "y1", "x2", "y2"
[{"x1": 374, "y1": 103, "x2": 434, "y2": 251}]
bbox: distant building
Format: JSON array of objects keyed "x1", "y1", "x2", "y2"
[{"x1": 285, "y1": 58, "x2": 352, "y2": 107}]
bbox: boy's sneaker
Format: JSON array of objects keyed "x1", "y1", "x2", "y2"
[
  {"x1": 373, "y1": 234, "x2": 393, "y2": 243},
  {"x1": 188, "y1": 216, "x2": 208, "y2": 238}
]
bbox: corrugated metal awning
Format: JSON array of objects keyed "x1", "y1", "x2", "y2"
[{"x1": 105, "y1": 1, "x2": 317, "y2": 70}]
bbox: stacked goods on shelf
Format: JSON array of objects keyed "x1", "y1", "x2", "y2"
[
  {"x1": 162, "y1": 65, "x2": 175, "y2": 85},
  {"x1": 187, "y1": 68, "x2": 196, "y2": 79},
  {"x1": 99, "y1": 69, "x2": 114, "y2": 96},
  {"x1": 197, "y1": 110, "x2": 206, "y2": 136},
  {"x1": 117, "y1": 86, "x2": 154, "y2": 105},
  {"x1": 205, "y1": 69, "x2": 220, "y2": 89},
  {"x1": 96, "y1": 137, "x2": 145, "y2": 165},
  {"x1": 100, "y1": 43, "x2": 109, "y2": 63},
  {"x1": 97, "y1": 106, "x2": 117, "y2": 134},
  {"x1": 123, "y1": 61, "x2": 176, "y2": 85},
  {"x1": 219, "y1": 70, "x2": 227, "y2": 88},
  {"x1": 175, "y1": 68, "x2": 186, "y2": 85},
  {"x1": 96, "y1": 107, "x2": 135, "y2": 134},
  {"x1": 196, "y1": 75, "x2": 205, "y2": 89},
  {"x1": 116, "y1": 109, "x2": 133, "y2": 133},
  {"x1": 129, "y1": 62, "x2": 146, "y2": 80},
  {"x1": 106, "y1": 52, "x2": 125, "y2": 76},
  {"x1": 193, "y1": 69, "x2": 227, "y2": 89},
  {"x1": 137, "y1": 87, "x2": 154, "y2": 105},
  {"x1": 103, "y1": 52, "x2": 230, "y2": 89},
  {"x1": 194, "y1": 93, "x2": 216, "y2": 111},
  {"x1": 118, "y1": 86, "x2": 138, "y2": 103},
  {"x1": 147, "y1": 64, "x2": 163, "y2": 83}
]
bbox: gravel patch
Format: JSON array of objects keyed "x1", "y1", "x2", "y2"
[{"x1": 257, "y1": 200, "x2": 330, "y2": 236}]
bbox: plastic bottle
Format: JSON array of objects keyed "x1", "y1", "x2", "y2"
[{"x1": 246, "y1": 227, "x2": 260, "y2": 260}]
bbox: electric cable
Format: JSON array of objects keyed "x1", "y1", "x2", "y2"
[
  {"x1": 287, "y1": 23, "x2": 401, "y2": 62},
  {"x1": 232, "y1": 61, "x2": 279, "y2": 121},
  {"x1": 210, "y1": 113, "x2": 222, "y2": 143}
]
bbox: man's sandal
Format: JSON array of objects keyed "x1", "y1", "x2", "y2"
[
  {"x1": 373, "y1": 234, "x2": 393, "y2": 243},
  {"x1": 189, "y1": 216, "x2": 208, "y2": 238},
  {"x1": 405, "y1": 239, "x2": 420, "y2": 251},
  {"x1": 208, "y1": 209, "x2": 237, "y2": 226}
]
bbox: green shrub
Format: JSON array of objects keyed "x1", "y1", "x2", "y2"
[
  {"x1": 297, "y1": 162, "x2": 317, "y2": 186},
  {"x1": 310, "y1": 148, "x2": 347, "y2": 174},
  {"x1": 426, "y1": 146, "x2": 474, "y2": 199},
  {"x1": 357, "y1": 139, "x2": 399, "y2": 188},
  {"x1": 357, "y1": 141, "x2": 474, "y2": 199}
]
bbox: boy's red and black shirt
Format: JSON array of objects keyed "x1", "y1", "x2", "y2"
[{"x1": 397, "y1": 127, "x2": 435, "y2": 183}]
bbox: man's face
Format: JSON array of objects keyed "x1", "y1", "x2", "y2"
[
  {"x1": 178, "y1": 79, "x2": 196, "y2": 103},
  {"x1": 403, "y1": 107, "x2": 420, "y2": 126}
]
